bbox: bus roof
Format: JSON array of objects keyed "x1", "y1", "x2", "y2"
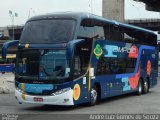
[{"x1": 27, "y1": 12, "x2": 156, "y2": 36}]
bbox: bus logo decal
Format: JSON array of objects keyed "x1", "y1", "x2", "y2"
[
  {"x1": 113, "y1": 47, "x2": 137, "y2": 54},
  {"x1": 103, "y1": 45, "x2": 138, "y2": 58},
  {"x1": 104, "y1": 45, "x2": 118, "y2": 58},
  {"x1": 94, "y1": 44, "x2": 103, "y2": 59}
]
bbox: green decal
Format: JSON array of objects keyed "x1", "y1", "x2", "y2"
[{"x1": 94, "y1": 44, "x2": 103, "y2": 59}]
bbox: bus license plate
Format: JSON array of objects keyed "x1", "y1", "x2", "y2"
[{"x1": 33, "y1": 97, "x2": 43, "y2": 102}]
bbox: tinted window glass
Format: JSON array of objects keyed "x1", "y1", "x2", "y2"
[
  {"x1": 20, "y1": 19, "x2": 76, "y2": 44},
  {"x1": 78, "y1": 26, "x2": 95, "y2": 38},
  {"x1": 16, "y1": 50, "x2": 71, "y2": 80},
  {"x1": 96, "y1": 57, "x2": 137, "y2": 75},
  {"x1": 107, "y1": 25, "x2": 157, "y2": 46},
  {"x1": 77, "y1": 19, "x2": 105, "y2": 40},
  {"x1": 78, "y1": 18, "x2": 157, "y2": 46}
]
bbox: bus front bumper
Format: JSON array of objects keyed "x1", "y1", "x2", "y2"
[{"x1": 15, "y1": 89, "x2": 74, "y2": 106}]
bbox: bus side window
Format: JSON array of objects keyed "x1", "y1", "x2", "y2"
[
  {"x1": 74, "y1": 57, "x2": 81, "y2": 78},
  {"x1": 73, "y1": 40, "x2": 92, "y2": 79},
  {"x1": 94, "y1": 26, "x2": 105, "y2": 40},
  {"x1": 73, "y1": 56, "x2": 90, "y2": 79}
]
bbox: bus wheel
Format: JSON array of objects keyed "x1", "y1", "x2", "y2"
[
  {"x1": 142, "y1": 80, "x2": 149, "y2": 94},
  {"x1": 136, "y1": 79, "x2": 142, "y2": 96},
  {"x1": 90, "y1": 86, "x2": 98, "y2": 106}
]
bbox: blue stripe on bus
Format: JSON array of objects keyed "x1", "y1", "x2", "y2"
[{"x1": 18, "y1": 84, "x2": 53, "y2": 93}]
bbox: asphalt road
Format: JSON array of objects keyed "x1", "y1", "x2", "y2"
[{"x1": 0, "y1": 74, "x2": 160, "y2": 120}]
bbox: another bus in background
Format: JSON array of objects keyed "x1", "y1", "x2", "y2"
[{"x1": 0, "y1": 54, "x2": 16, "y2": 74}]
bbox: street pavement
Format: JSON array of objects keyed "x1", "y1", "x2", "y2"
[{"x1": 0, "y1": 73, "x2": 160, "y2": 119}]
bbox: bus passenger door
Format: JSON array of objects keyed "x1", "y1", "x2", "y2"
[{"x1": 73, "y1": 40, "x2": 93, "y2": 103}]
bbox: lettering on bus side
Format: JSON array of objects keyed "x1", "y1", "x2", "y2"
[{"x1": 103, "y1": 45, "x2": 137, "y2": 58}]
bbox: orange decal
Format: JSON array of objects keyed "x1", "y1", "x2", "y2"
[
  {"x1": 147, "y1": 60, "x2": 151, "y2": 76},
  {"x1": 129, "y1": 66, "x2": 140, "y2": 89},
  {"x1": 73, "y1": 84, "x2": 81, "y2": 101},
  {"x1": 128, "y1": 45, "x2": 138, "y2": 58},
  {"x1": 21, "y1": 83, "x2": 25, "y2": 91},
  {"x1": 22, "y1": 93, "x2": 26, "y2": 100}
]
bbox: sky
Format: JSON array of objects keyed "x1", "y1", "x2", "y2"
[{"x1": 0, "y1": 0, "x2": 160, "y2": 27}]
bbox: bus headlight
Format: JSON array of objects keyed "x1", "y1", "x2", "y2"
[
  {"x1": 52, "y1": 88, "x2": 71, "y2": 96},
  {"x1": 16, "y1": 87, "x2": 23, "y2": 93}
]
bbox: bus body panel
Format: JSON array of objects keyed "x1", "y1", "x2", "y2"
[
  {"x1": 90, "y1": 39, "x2": 157, "y2": 100},
  {"x1": 15, "y1": 77, "x2": 91, "y2": 105}
]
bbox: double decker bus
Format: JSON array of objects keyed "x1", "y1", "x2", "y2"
[{"x1": 3, "y1": 12, "x2": 158, "y2": 106}]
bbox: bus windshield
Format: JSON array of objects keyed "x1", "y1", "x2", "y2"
[
  {"x1": 16, "y1": 50, "x2": 71, "y2": 80},
  {"x1": 20, "y1": 19, "x2": 76, "y2": 44}
]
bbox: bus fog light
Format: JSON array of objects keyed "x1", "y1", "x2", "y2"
[{"x1": 64, "y1": 99, "x2": 70, "y2": 102}]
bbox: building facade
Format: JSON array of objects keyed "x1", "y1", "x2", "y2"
[{"x1": 102, "y1": 0, "x2": 125, "y2": 22}]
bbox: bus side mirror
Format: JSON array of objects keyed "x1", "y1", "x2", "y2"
[{"x1": 2, "y1": 40, "x2": 19, "y2": 59}]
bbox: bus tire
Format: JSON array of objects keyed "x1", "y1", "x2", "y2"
[
  {"x1": 142, "y1": 80, "x2": 149, "y2": 94},
  {"x1": 136, "y1": 79, "x2": 142, "y2": 96},
  {"x1": 89, "y1": 85, "x2": 99, "y2": 106}
]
